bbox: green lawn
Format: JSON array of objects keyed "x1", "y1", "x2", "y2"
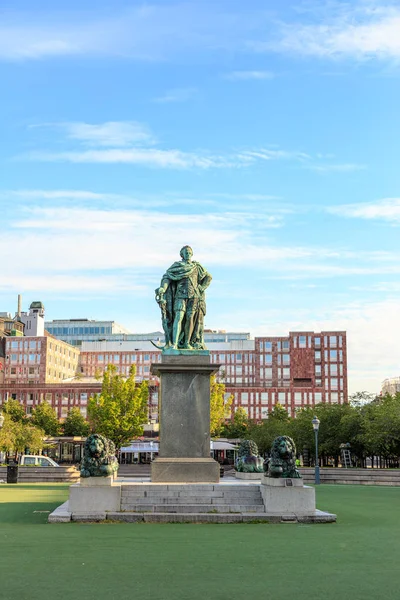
[{"x1": 0, "y1": 484, "x2": 399, "y2": 600}]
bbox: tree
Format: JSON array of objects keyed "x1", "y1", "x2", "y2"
[
  {"x1": 222, "y1": 407, "x2": 249, "y2": 439},
  {"x1": 210, "y1": 376, "x2": 232, "y2": 436},
  {"x1": 247, "y1": 404, "x2": 291, "y2": 456},
  {"x1": 2, "y1": 398, "x2": 27, "y2": 423},
  {"x1": 0, "y1": 415, "x2": 44, "y2": 460},
  {"x1": 87, "y1": 364, "x2": 149, "y2": 450},
  {"x1": 63, "y1": 407, "x2": 90, "y2": 437},
  {"x1": 31, "y1": 402, "x2": 60, "y2": 436},
  {"x1": 94, "y1": 367, "x2": 103, "y2": 381}
]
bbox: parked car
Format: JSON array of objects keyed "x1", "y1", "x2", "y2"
[{"x1": 19, "y1": 455, "x2": 60, "y2": 467}]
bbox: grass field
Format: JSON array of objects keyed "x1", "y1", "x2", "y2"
[{"x1": 0, "y1": 484, "x2": 399, "y2": 600}]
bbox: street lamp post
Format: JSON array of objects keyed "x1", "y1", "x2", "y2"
[{"x1": 312, "y1": 416, "x2": 320, "y2": 485}]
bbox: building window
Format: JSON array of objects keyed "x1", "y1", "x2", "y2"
[
  {"x1": 314, "y1": 337, "x2": 321, "y2": 347},
  {"x1": 329, "y1": 336, "x2": 337, "y2": 347},
  {"x1": 314, "y1": 392, "x2": 322, "y2": 402},
  {"x1": 282, "y1": 368, "x2": 290, "y2": 379},
  {"x1": 331, "y1": 378, "x2": 338, "y2": 390},
  {"x1": 282, "y1": 354, "x2": 290, "y2": 365},
  {"x1": 315, "y1": 351, "x2": 321, "y2": 362},
  {"x1": 265, "y1": 355, "x2": 272, "y2": 365},
  {"x1": 299, "y1": 336, "x2": 307, "y2": 348},
  {"x1": 264, "y1": 341, "x2": 272, "y2": 351},
  {"x1": 330, "y1": 350, "x2": 337, "y2": 360},
  {"x1": 315, "y1": 365, "x2": 321, "y2": 375},
  {"x1": 330, "y1": 364, "x2": 338, "y2": 376},
  {"x1": 98, "y1": 355, "x2": 104, "y2": 362},
  {"x1": 315, "y1": 379, "x2": 322, "y2": 387},
  {"x1": 113, "y1": 354, "x2": 119, "y2": 362},
  {"x1": 264, "y1": 368, "x2": 272, "y2": 379},
  {"x1": 29, "y1": 354, "x2": 35, "y2": 363},
  {"x1": 260, "y1": 393, "x2": 268, "y2": 405},
  {"x1": 330, "y1": 392, "x2": 339, "y2": 402},
  {"x1": 278, "y1": 392, "x2": 286, "y2": 402},
  {"x1": 241, "y1": 393, "x2": 249, "y2": 404},
  {"x1": 11, "y1": 354, "x2": 17, "y2": 362}
]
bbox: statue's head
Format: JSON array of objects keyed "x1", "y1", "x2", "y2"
[{"x1": 180, "y1": 245, "x2": 193, "y2": 260}]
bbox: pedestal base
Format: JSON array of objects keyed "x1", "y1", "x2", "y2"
[
  {"x1": 261, "y1": 476, "x2": 315, "y2": 514},
  {"x1": 69, "y1": 477, "x2": 121, "y2": 514},
  {"x1": 151, "y1": 457, "x2": 220, "y2": 483}
]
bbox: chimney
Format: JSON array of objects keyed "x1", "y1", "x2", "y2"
[{"x1": 17, "y1": 294, "x2": 22, "y2": 317}]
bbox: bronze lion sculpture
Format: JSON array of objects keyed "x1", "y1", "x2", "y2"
[
  {"x1": 80, "y1": 433, "x2": 119, "y2": 478},
  {"x1": 264, "y1": 436, "x2": 301, "y2": 479},
  {"x1": 235, "y1": 439, "x2": 264, "y2": 473}
]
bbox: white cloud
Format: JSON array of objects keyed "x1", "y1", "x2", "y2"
[
  {"x1": 329, "y1": 198, "x2": 400, "y2": 222},
  {"x1": 60, "y1": 121, "x2": 155, "y2": 147},
  {"x1": 260, "y1": 3, "x2": 400, "y2": 61},
  {"x1": 25, "y1": 148, "x2": 252, "y2": 169},
  {"x1": 153, "y1": 87, "x2": 197, "y2": 103},
  {"x1": 304, "y1": 163, "x2": 366, "y2": 173},
  {"x1": 225, "y1": 70, "x2": 275, "y2": 80}
]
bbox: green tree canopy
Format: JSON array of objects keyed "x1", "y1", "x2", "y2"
[
  {"x1": 87, "y1": 364, "x2": 149, "y2": 450},
  {"x1": 31, "y1": 402, "x2": 60, "y2": 436},
  {"x1": 2, "y1": 398, "x2": 27, "y2": 423},
  {"x1": 210, "y1": 377, "x2": 232, "y2": 437},
  {"x1": 222, "y1": 407, "x2": 249, "y2": 439},
  {"x1": 0, "y1": 415, "x2": 44, "y2": 458},
  {"x1": 63, "y1": 407, "x2": 90, "y2": 437}
]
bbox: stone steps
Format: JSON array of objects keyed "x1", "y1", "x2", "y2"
[
  {"x1": 106, "y1": 512, "x2": 271, "y2": 523},
  {"x1": 120, "y1": 483, "x2": 264, "y2": 516},
  {"x1": 121, "y1": 503, "x2": 263, "y2": 513}
]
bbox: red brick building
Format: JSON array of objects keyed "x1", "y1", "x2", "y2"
[{"x1": 79, "y1": 330, "x2": 347, "y2": 420}]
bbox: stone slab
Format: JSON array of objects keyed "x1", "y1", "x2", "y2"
[
  {"x1": 80, "y1": 476, "x2": 114, "y2": 487},
  {"x1": 69, "y1": 482, "x2": 121, "y2": 513},
  {"x1": 261, "y1": 483, "x2": 316, "y2": 514},
  {"x1": 261, "y1": 475, "x2": 304, "y2": 487},
  {"x1": 235, "y1": 473, "x2": 262, "y2": 480},
  {"x1": 48, "y1": 501, "x2": 72, "y2": 523},
  {"x1": 161, "y1": 350, "x2": 210, "y2": 358},
  {"x1": 72, "y1": 512, "x2": 107, "y2": 522},
  {"x1": 151, "y1": 458, "x2": 219, "y2": 483}
]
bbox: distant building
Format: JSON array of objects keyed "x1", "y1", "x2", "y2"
[
  {"x1": 79, "y1": 330, "x2": 348, "y2": 420},
  {"x1": 44, "y1": 319, "x2": 250, "y2": 347},
  {"x1": 381, "y1": 377, "x2": 400, "y2": 396},
  {"x1": 2, "y1": 335, "x2": 79, "y2": 385},
  {"x1": 20, "y1": 301, "x2": 45, "y2": 337},
  {"x1": 44, "y1": 318, "x2": 130, "y2": 346}
]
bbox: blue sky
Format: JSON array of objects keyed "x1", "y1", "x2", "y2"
[{"x1": 1, "y1": 0, "x2": 400, "y2": 393}]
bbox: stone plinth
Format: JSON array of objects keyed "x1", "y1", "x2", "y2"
[
  {"x1": 69, "y1": 476, "x2": 121, "y2": 514},
  {"x1": 235, "y1": 472, "x2": 262, "y2": 480},
  {"x1": 150, "y1": 354, "x2": 220, "y2": 483},
  {"x1": 261, "y1": 476, "x2": 315, "y2": 514}
]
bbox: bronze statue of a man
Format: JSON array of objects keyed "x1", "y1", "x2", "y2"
[{"x1": 155, "y1": 246, "x2": 212, "y2": 350}]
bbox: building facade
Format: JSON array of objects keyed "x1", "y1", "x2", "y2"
[
  {"x1": 381, "y1": 377, "x2": 400, "y2": 396},
  {"x1": 79, "y1": 330, "x2": 347, "y2": 420},
  {"x1": 1, "y1": 335, "x2": 80, "y2": 385}
]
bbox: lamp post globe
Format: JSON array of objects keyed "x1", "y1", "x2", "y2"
[{"x1": 312, "y1": 416, "x2": 320, "y2": 485}]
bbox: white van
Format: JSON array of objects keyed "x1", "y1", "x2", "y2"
[{"x1": 19, "y1": 455, "x2": 60, "y2": 467}]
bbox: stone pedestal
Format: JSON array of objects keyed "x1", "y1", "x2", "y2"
[
  {"x1": 235, "y1": 472, "x2": 262, "y2": 480},
  {"x1": 260, "y1": 476, "x2": 315, "y2": 514},
  {"x1": 151, "y1": 354, "x2": 220, "y2": 483},
  {"x1": 69, "y1": 476, "x2": 121, "y2": 514}
]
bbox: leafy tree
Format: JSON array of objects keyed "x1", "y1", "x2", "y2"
[
  {"x1": 31, "y1": 402, "x2": 60, "y2": 436},
  {"x1": 0, "y1": 415, "x2": 44, "y2": 460},
  {"x1": 87, "y1": 364, "x2": 148, "y2": 450},
  {"x1": 2, "y1": 398, "x2": 27, "y2": 423},
  {"x1": 247, "y1": 404, "x2": 291, "y2": 456},
  {"x1": 360, "y1": 393, "x2": 400, "y2": 465},
  {"x1": 210, "y1": 376, "x2": 232, "y2": 436},
  {"x1": 349, "y1": 391, "x2": 376, "y2": 407},
  {"x1": 94, "y1": 367, "x2": 103, "y2": 381},
  {"x1": 222, "y1": 407, "x2": 249, "y2": 439},
  {"x1": 63, "y1": 407, "x2": 90, "y2": 437}
]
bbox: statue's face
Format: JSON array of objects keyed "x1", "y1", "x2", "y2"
[
  {"x1": 181, "y1": 247, "x2": 193, "y2": 261},
  {"x1": 278, "y1": 439, "x2": 292, "y2": 458},
  {"x1": 89, "y1": 437, "x2": 104, "y2": 458}
]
